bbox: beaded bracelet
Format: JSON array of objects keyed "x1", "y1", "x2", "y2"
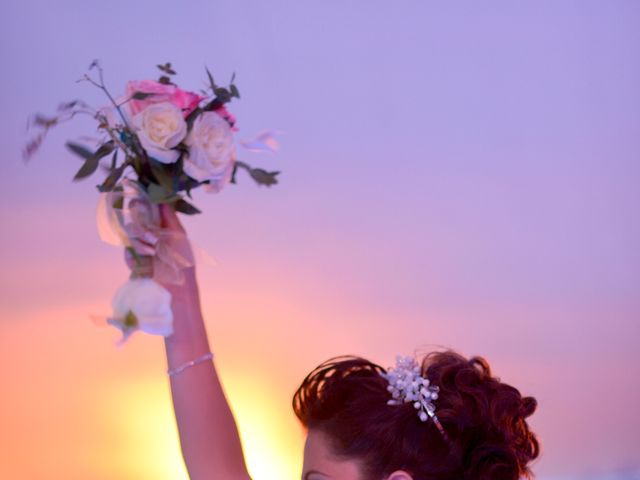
[{"x1": 167, "y1": 352, "x2": 214, "y2": 377}]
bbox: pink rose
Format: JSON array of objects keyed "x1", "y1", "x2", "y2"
[{"x1": 125, "y1": 80, "x2": 203, "y2": 118}]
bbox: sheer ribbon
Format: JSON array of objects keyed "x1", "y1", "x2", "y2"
[{"x1": 96, "y1": 177, "x2": 213, "y2": 285}]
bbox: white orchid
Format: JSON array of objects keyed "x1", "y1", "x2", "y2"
[{"x1": 107, "y1": 277, "x2": 173, "y2": 345}]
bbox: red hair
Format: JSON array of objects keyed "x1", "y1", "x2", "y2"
[{"x1": 292, "y1": 350, "x2": 540, "y2": 480}]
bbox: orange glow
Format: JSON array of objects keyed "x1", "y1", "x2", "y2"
[
  {"x1": 224, "y1": 370, "x2": 304, "y2": 479},
  {"x1": 0, "y1": 298, "x2": 305, "y2": 479}
]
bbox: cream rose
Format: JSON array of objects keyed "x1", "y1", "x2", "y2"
[
  {"x1": 108, "y1": 277, "x2": 173, "y2": 340},
  {"x1": 183, "y1": 111, "x2": 236, "y2": 192},
  {"x1": 132, "y1": 102, "x2": 187, "y2": 164}
]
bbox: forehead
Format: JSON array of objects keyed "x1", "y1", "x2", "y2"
[{"x1": 302, "y1": 429, "x2": 363, "y2": 480}]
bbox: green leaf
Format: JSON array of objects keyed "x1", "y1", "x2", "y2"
[
  {"x1": 174, "y1": 198, "x2": 201, "y2": 215},
  {"x1": 147, "y1": 182, "x2": 181, "y2": 204},
  {"x1": 206, "y1": 67, "x2": 217, "y2": 93},
  {"x1": 232, "y1": 160, "x2": 279, "y2": 186},
  {"x1": 74, "y1": 157, "x2": 100, "y2": 180},
  {"x1": 150, "y1": 161, "x2": 175, "y2": 194},
  {"x1": 131, "y1": 91, "x2": 157, "y2": 100},
  {"x1": 249, "y1": 168, "x2": 280, "y2": 187},
  {"x1": 229, "y1": 84, "x2": 240, "y2": 99},
  {"x1": 57, "y1": 100, "x2": 82, "y2": 112},
  {"x1": 147, "y1": 182, "x2": 170, "y2": 203},
  {"x1": 112, "y1": 196, "x2": 124, "y2": 209},
  {"x1": 69, "y1": 140, "x2": 115, "y2": 160},
  {"x1": 157, "y1": 62, "x2": 177, "y2": 75},
  {"x1": 66, "y1": 142, "x2": 93, "y2": 160},
  {"x1": 94, "y1": 141, "x2": 116, "y2": 160},
  {"x1": 202, "y1": 98, "x2": 223, "y2": 113},
  {"x1": 75, "y1": 141, "x2": 116, "y2": 180},
  {"x1": 178, "y1": 173, "x2": 200, "y2": 198},
  {"x1": 110, "y1": 150, "x2": 118, "y2": 170},
  {"x1": 185, "y1": 107, "x2": 202, "y2": 130},
  {"x1": 32, "y1": 114, "x2": 58, "y2": 128},
  {"x1": 129, "y1": 155, "x2": 143, "y2": 176},
  {"x1": 214, "y1": 87, "x2": 231, "y2": 104},
  {"x1": 230, "y1": 163, "x2": 238, "y2": 184},
  {"x1": 98, "y1": 163, "x2": 127, "y2": 192}
]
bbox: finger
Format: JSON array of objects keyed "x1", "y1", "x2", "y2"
[
  {"x1": 124, "y1": 248, "x2": 136, "y2": 270},
  {"x1": 160, "y1": 203, "x2": 185, "y2": 233}
]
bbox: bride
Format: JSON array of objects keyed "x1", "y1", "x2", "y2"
[{"x1": 132, "y1": 205, "x2": 540, "y2": 480}]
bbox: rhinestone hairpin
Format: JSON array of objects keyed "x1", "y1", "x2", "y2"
[{"x1": 381, "y1": 355, "x2": 448, "y2": 439}]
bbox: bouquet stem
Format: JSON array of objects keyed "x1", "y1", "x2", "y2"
[{"x1": 127, "y1": 247, "x2": 154, "y2": 279}]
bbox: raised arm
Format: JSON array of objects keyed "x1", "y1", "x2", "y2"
[{"x1": 136, "y1": 204, "x2": 251, "y2": 480}]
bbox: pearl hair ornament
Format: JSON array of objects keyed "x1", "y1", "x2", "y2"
[{"x1": 381, "y1": 355, "x2": 449, "y2": 440}]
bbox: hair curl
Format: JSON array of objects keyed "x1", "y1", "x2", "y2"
[{"x1": 292, "y1": 350, "x2": 540, "y2": 480}]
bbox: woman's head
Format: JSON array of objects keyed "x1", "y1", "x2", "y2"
[{"x1": 293, "y1": 350, "x2": 539, "y2": 480}]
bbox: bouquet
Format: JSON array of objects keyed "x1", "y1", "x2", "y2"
[{"x1": 24, "y1": 61, "x2": 281, "y2": 345}]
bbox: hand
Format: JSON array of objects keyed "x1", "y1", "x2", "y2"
[{"x1": 124, "y1": 203, "x2": 199, "y2": 303}]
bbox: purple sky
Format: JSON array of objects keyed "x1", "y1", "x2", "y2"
[{"x1": 1, "y1": 1, "x2": 639, "y2": 478}]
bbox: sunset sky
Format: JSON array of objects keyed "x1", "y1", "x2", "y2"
[{"x1": 1, "y1": 1, "x2": 639, "y2": 479}]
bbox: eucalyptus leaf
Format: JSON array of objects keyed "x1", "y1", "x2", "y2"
[
  {"x1": 66, "y1": 142, "x2": 93, "y2": 160},
  {"x1": 249, "y1": 168, "x2": 280, "y2": 187},
  {"x1": 179, "y1": 174, "x2": 200, "y2": 197},
  {"x1": 57, "y1": 100, "x2": 81, "y2": 112},
  {"x1": 98, "y1": 163, "x2": 127, "y2": 192},
  {"x1": 147, "y1": 182, "x2": 181, "y2": 204},
  {"x1": 157, "y1": 62, "x2": 176, "y2": 75},
  {"x1": 32, "y1": 114, "x2": 58, "y2": 128},
  {"x1": 230, "y1": 163, "x2": 238, "y2": 184},
  {"x1": 214, "y1": 87, "x2": 231, "y2": 104},
  {"x1": 93, "y1": 141, "x2": 116, "y2": 161},
  {"x1": 130, "y1": 155, "x2": 142, "y2": 176},
  {"x1": 75, "y1": 141, "x2": 116, "y2": 181},
  {"x1": 73, "y1": 157, "x2": 100, "y2": 180},
  {"x1": 150, "y1": 161, "x2": 175, "y2": 194},
  {"x1": 206, "y1": 67, "x2": 217, "y2": 92},
  {"x1": 131, "y1": 91, "x2": 157, "y2": 100},
  {"x1": 174, "y1": 198, "x2": 201, "y2": 215},
  {"x1": 147, "y1": 182, "x2": 171, "y2": 203}
]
